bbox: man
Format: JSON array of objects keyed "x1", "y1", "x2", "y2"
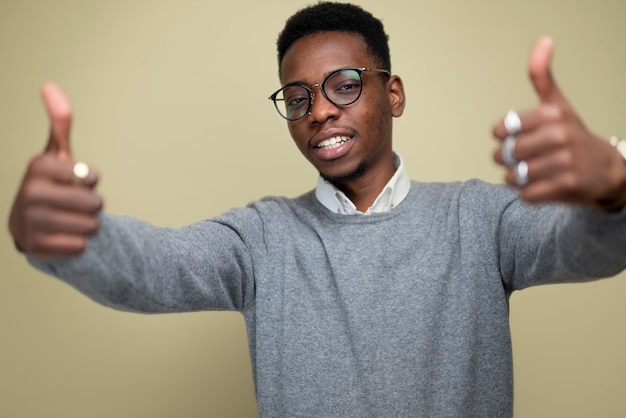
[{"x1": 8, "y1": 2, "x2": 626, "y2": 417}]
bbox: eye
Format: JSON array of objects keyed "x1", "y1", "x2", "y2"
[
  {"x1": 279, "y1": 85, "x2": 309, "y2": 110},
  {"x1": 286, "y1": 95, "x2": 308, "y2": 109},
  {"x1": 335, "y1": 80, "x2": 361, "y2": 93},
  {"x1": 327, "y1": 70, "x2": 362, "y2": 97}
]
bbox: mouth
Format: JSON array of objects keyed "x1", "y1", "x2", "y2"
[
  {"x1": 314, "y1": 135, "x2": 352, "y2": 150},
  {"x1": 311, "y1": 133, "x2": 355, "y2": 161},
  {"x1": 307, "y1": 127, "x2": 357, "y2": 162}
]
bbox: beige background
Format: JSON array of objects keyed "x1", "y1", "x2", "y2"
[{"x1": 1, "y1": 1, "x2": 625, "y2": 417}]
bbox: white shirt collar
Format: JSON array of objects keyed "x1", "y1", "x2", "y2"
[{"x1": 315, "y1": 153, "x2": 411, "y2": 215}]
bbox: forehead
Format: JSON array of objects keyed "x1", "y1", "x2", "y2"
[{"x1": 279, "y1": 32, "x2": 373, "y2": 85}]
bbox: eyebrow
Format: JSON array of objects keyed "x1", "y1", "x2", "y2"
[{"x1": 281, "y1": 66, "x2": 352, "y2": 88}]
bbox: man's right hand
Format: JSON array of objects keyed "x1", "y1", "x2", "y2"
[{"x1": 8, "y1": 83, "x2": 103, "y2": 259}]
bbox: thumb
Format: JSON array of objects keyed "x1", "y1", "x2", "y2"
[
  {"x1": 528, "y1": 36, "x2": 565, "y2": 104},
  {"x1": 42, "y1": 82, "x2": 73, "y2": 160}
]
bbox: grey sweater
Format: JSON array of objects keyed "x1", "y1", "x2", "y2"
[{"x1": 31, "y1": 180, "x2": 626, "y2": 417}]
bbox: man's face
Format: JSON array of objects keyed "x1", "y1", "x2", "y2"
[{"x1": 279, "y1": 31, "x2": 405, "y2": 186}]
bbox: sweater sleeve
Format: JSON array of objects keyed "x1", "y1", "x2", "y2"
[
  {"x1": 498, "y1": 198, "x2": 626, "y2": 291},
  {"x1": 27, "y1": 211, "x2": 257, "y2": 313}
]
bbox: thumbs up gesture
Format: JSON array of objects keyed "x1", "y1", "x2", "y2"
[
  {"x1": 8, "y1": 83, "x2": 103, "y2": 259},
  {"x1": 493, "y1": 36, "x2": 626, "y2": 211}
]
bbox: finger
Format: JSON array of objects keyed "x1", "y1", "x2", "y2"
[
  {"x1": 492, "y1": 104, "x2": 563, "y2": 139},
  {"x1": 22, "y1": 178, "x2": 103, "y2": 213},
  {"x1": 528, "y1": 36, "x2": 566, "y2": 105},
  {"x1": 26, "y1": 206, "x2": 100, "y2": 235},
  {"x1": 41, "y1": 82, "x2": 73, "y2": 159},
  {"x1": 503, "y1": 148, "x2": 571, "y2": 184},
  {"x1": 519, "y1": 175, "x2": 581, "y2": 205},
  {"x1": 501, "y1": 123, "x2": 570, "y2": 164},
  {"x1": 503, "y1": 148, "x2": 581, "y2": 204},
  {"x1": 27, "y1": 233, "x2": 88, "y2": 259},
  {"x1": 26, "y1": 154, "x2": 99, "y2": 188}
]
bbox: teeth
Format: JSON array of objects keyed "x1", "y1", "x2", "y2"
[{"x1": 317, "y1": 136, "x2": 350, "y2": 149}]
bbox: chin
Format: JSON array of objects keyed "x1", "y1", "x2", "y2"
[{"x1": 320, "y1": 162, "x2": 367, "y2": 185}]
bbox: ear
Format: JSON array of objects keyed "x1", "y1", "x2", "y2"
[{"x1": 387, "y1": 75, "x2": 406, "y2": 117}]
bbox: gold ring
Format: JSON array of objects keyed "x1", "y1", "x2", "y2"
[{"x1": 73, "y1": 161, "x2": 90, "y2": 185}]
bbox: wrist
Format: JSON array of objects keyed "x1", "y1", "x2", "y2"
[{"x1": 595, "y1": 136, "x2": 626, "y2": 212}]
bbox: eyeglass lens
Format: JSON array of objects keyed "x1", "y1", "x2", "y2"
[{"x1": 275, "y1": 69, "x2": 363, "y2": 120}]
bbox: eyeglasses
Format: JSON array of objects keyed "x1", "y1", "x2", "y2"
[{"x1": 268, "y1": 67, "x2": 391, "y2": 121}]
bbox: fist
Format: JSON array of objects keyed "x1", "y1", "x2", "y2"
[
  {"x1": 8, "y1": 83, "x2": 103, "y2": 259},
  {"x1": 493, "y1": 37, "x2": 626, "y2": 210}
]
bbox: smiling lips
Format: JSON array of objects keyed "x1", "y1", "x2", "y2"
[
  {"x1": 312, "y1": 134, "x2": 355, "y2": 161},
  {"x1": 315, "y1": 135, "x2": 351, "y2": 149}
]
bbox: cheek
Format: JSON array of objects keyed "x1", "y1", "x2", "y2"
[
  {"x1": 362, "y1": 98, "x2": 391, "y2": 134},
  {"x1": 287, "y1": 123, "x2": 308, "y2": 151},
  {"x1": 359, "y1": 88, "x2": 392, "y2": 129},
  {"x1": 377, "y1": 103, "x2": 392, "y2": 131}
]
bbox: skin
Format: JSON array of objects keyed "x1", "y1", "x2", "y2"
[
  {"x1": 280, "y1": 32, "x2": 406, "y2": 212},
  {"x1": 8, "y1": 83, "x2": 102, "y2": 259},
  {"x1": 492, "y1": 36, "x2": 626, "y2": 210},
  {"x1": 8, "y1": 34, "x2": 626, "y2": 259}
]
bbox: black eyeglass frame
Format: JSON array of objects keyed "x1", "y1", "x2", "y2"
[{"x1": 268, "y1": 67, "x2": 391, "y2": 121}]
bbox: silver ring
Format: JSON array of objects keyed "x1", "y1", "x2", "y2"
[
  {"x1": 73, "y1": 161, "x2": 90, "y2": 185},
  {"x1": 502, "y1": 136, "x2": 518, "y2": 167},
  {"x1": 515, "y1": 161, "x2": 529, "y2": 187},
  {"x1": 504, "y1": 110, "x2": 522, "y2": 136}
]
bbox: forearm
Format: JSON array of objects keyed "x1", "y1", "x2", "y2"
[
  {"x1": 502, "y1": 203, "x2": 626, "y2": 290},
  {"x1": 28, "y1": 212, "x2": 254, "y2": 313}
]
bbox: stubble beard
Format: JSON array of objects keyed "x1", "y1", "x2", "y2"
[{"x1": 319, "y1": 161, "x2": 368, "y2": 186}]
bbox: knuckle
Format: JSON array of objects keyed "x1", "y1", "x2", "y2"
[
  {"x1": 550, "y1": 125, "x2": 571, "y2": 147},
  {"x1": 69, "y1": 239, "x2": 87, "y2": 255},
  {"x1": 22, "y1": 207, "x2": 44, "y2": 234},
  {"x1": 26, "y1": 154, "x2": 67, "y2": 182},
  {"x1": 75, "y1": 190, "x2": 103, "y2": 213},
  {"x1": 26, "y1": 155, "x2": 46, "y2": 175},
  {"x1": 541, "y1": 104, "x2": 565, "y2": 121},
  {"x1": 493, "y1": 148, "x2": 502, "y2": 164},
  {"x1": 91, "y1": 194, "x2": 104, "y2": 212},
  {"x1": 545, "y1": 123, "x2": 586, "y2": 156},
  {"x1": 555, "y1": 149, "x2": 575, "y2": 170},
  {"x1": 86, "y1": 217, "x2": 101, "y2": 234},
  {"x1": 20, "y1": 180, "x2": 49, "y2": 206},
  {"x1": 520, "y1": 188, "x2": 540, "y2": 204},
  {"x1": 25, "y1": 233, "x2": 43, "y2": 253},
  {"x1": 560, "y1": 173, "x2": 580, "y2": 193}
]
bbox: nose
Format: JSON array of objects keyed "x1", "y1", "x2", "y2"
[{"x1": 308, "y1": 85, "x2": 340, "y2": 123}]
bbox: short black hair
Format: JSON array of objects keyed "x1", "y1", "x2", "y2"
[{"x1": 277, "y1": 2, "x2": 391, "y2": 71}]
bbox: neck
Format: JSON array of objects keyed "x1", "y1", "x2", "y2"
[{"x1": 333, "y1": 157, "x2": 397, "y2": 212}]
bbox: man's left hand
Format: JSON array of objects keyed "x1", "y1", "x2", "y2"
[{"x1": 493, "y1": 36, "x2": 626, "y2": 211}]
